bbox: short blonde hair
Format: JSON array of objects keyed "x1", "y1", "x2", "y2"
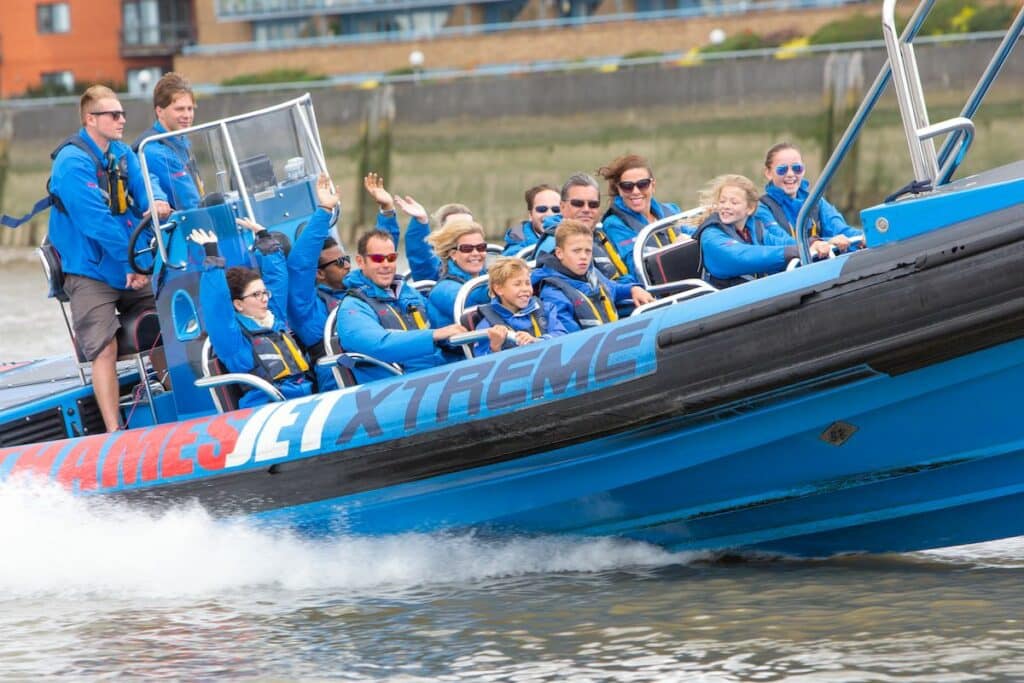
[
  {"x1": 487, "y1": 257, "x2": 531, "y2": 296},
  {"x1": 693, "y1": 174, "x2": 760, "y2": 225},
  {"x1": 80, "y1": 85, "x2": 118, "y2": 125},
  {"x1": 425, "y1": 217, "x2": 485, "y2": 276},
  {"x1": 554, "y1": 218, "x2": 593, "y2": 250}
]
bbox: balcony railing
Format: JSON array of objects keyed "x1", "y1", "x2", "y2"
[
  {"x1": 122, "y1": 22, "x2": 195, "y2": 57},
  {"x1": 217, "y1": 0, "x2": 515, "y2": 21}
]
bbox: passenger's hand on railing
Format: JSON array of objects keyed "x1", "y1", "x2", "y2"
[
  {"x1": 630, "y1": 286, "x2": 654, "y2": 307},
  {"x1": 395, "y1": 195, "x2": 428, "y2": 224},
  {"x1": 188, "y1": 228, "x2": 218, "y2": 245},
  {"x1": 235, "y1": 217, "x2": 265, "y2": 234},
  {"x1": 486, "y1": 324, "x2": 510, "y2": 352},
  {"x1": 828, "y1": 235, "x2": 851, "y2": 253},
  {"x1": 363, "y1": 172, "x2": 393, "y2": 213},
  {"x1": 809, "y1": 240, "x2": 833, "y2": 260},
  {"x1": 432, "y1": 323, "x2": 468, "y2": 343},
  {"x1": 316, "y1": 172, "x2": 339, "y2": 211}
]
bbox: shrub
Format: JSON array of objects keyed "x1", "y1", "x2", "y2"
[
  {"x1": 221, "y1": 69, "x2": 325, "y2": 87},
  {"x1": 621, "y1": 49, "x2": 663, "y2": 60},
  {"x1": 763, "y1": 27, "x2": 805, "y2": 48},
  {"x1": 969, "y1": 3, "x2": 1015, "y2": 31},
  {"x1": 808, "y1": 14, "x2": 883, "y2": 45}
]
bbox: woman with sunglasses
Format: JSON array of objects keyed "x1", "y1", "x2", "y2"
[
  {"x1": 190, "y1": 228, "x2": 314, "y2": 408},
  {"x1": 424, "y1": 218, "x2": 492, "y2": 327},
  {"x1": 597, "y1": 154, "x2": 684, "y2": 280},
  {"x1": 502, "y1": 183, "x2": 561, "y2": 256},
  {"x1": 757, "y1": 142, "x2": 865, "y2": 253}
]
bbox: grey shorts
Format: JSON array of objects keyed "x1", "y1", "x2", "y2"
[{"x1": 64, "y1": 274, "x2": 156, "y2": 361}]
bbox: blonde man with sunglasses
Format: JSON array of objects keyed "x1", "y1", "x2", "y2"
[
  {"x1": 336, "y1": 229, "x2": 471, "y2": 383},
  {"x1": 48, "y1": 84, "x2": 171, "y2": 431}
]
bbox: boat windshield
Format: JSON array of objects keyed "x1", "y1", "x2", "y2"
[{"x1": 138, "y1": 95, "x2": 328, "y2": 258}]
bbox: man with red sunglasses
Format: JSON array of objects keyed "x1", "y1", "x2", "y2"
[{"x1": 336, "y1": 229, "x2": 468, "y2": 382}]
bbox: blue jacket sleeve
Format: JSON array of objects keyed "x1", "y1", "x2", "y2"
[
  {"x1": 819, "y1": 198, "x2": 864, "y2": 241},
  {"x1": 539, "y1": 284, "x2": 581, "y2": 334},
  {"x1": 336, "y1": 296, "x2": 438, "y2": 365},
  {"x1": 254, "y1": 245, "x2": 289, "y2": 324},
  {"x1": 199, "y1": 258, "x2": 255, "y2": 374},
  {"x1": 473, "y1": 316, "x2": 495, "y2": 357},
  {"x1": 700, "y1": 227, "x2": 793, "y2": 280},
  {"x1": 404, "y1": 217, "x2": 441, "y2": 281},
  {"x1": 542, "y1": 301, "x2": 569, "y2": 338},
  {"x1": 375, "y1": 211, "x2": 401, "y2": 246},
  {"x1": 427, "y1": 278, "x2": 460, "y2": 327},
  {"x1": 286, "y1": 208, "x2": 333, "y2": 347}
]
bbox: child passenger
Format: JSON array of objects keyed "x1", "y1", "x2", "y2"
[
  {"x1": 532, "y1": 220, "x2": 653, "y2": 333},
  {"x1": 473, "y1": 258, "x2": 567, "y2": 356},
  {"x1": 694, "y1": 174, "x2": 831, "y2": 289}
]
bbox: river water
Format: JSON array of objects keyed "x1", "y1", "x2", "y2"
[{"x1": 1, "y1": 258, "x2": 1023, "y2": 681}]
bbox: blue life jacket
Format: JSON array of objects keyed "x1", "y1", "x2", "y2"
[
  {"x1": 477, "y1": 302, "x2": 548, "y2": 350},
  {"x1": 536, "y1": 276, "x2": 618, "y2": 328},
  {"x1": 346, "y1": 286, "x2": 431, "y2": 331}
]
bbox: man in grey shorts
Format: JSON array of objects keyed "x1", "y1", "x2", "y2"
[{"x1": 48, "y1": 84, "x2": 170, "y2": 431}]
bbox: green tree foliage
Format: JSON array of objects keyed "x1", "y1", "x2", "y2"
[
  {"x1": 808, "y1": 14, "x2": 883, "y2": 45},
  {"x1": 701, "y1": 30, "x2": 766, "y2": 53}
]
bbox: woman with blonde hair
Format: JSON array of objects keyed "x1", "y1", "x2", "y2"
[
  {"x1": 424, "y1": 217, "x2": 491, "y2": 326},
  {"x1": 694, "y1": 174, "x2": 831, "y2": 288}
]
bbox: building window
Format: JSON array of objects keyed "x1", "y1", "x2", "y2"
[
  {"x1": 37, "y1": 3, "x2": 71, "y2": 34},
  {"x1": 40, "y1": 70, "x2": 75, "y2": 94}
]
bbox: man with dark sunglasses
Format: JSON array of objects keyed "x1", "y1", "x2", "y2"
[
  {"x1": 532, "y1": 173, "x2": 635, "y2": 286},
  {"x1": 502, "y1": 183, "x2": 561, "y2": 256},
  {"x1": 279, "y1": 172, "x2": 362, "y2": 391},
  {"x1": 336, "y1": 229, "x2": 469, "y2": 383},
  {"x1": 46, "y1": 84, "x2": 172, "y2": 431}
]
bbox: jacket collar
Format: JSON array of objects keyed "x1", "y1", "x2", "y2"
[{"x1": 489, "y1": 296, "x2": 541, "y2": 318}]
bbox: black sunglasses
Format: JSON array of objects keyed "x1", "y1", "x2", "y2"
[
  {"x1": 91, "y1": 110, "x2": 127, "y2": 121},
  {"x1": 618, "y1": 178, "x2": 653, "y2": 192},
  {"x1": 533, "y1": 204, "x2": 560, "y2": 214},
  {"x1": 569, "y1": 199, "x2": 601, "y2": 209},
  {"x1": 317, "y1": 255, "x2": 351, "y2": 269}
]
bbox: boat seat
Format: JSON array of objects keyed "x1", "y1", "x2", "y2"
[
  {"x1": 37, "y1": 237, "x2": 165, "y2": 423},
  {"x1": 194, "y1": 336, "x2": 285, "y2": 413},
  {"x1": 410, "y1": 279, "x2": 436, "y2": 297},
  {"x1": 318, "y1": 306, "x2": 403, "y2": 388},
  {"x1": 457, "y1": 307, "x2": 485, "y2": 359}
]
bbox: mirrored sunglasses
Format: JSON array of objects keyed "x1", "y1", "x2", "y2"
[
  {"x1": 533, "y1": 205, "x2": 560, "y2": 214},
  {"x1": 569, "y1": 199, "x2": 601, "y2": 209},
  {"x1": 456, "y1": 243, "x2": 489, "y2": 254},
  {"x1": 618, "y1": 178, "x2": 653, "y2": 192},
  {"x1": 775, "y1": 163, "x2": 805, "y2": 176},
  {"x1": 365, "y1": 252, "x2": 398, "y2": 263},
  {"x1": 317, "y1": 255, "x2": 351, "y2": 269}
]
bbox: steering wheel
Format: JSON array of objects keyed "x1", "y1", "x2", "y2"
[{"x1": 128, "y1": 214, "x2": 156, "y2": 275}]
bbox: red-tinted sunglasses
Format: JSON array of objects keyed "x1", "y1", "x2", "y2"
[
  {"x1": 456, "y1": 243, "x2": 488, "y2": 254},
  {"x1": 365, "y1": 252, "x2": 398, "y2": 263}
]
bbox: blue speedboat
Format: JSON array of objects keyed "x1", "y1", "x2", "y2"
[{"x1": 1, "y1": 0, "x2": 1022, "y2": 556}]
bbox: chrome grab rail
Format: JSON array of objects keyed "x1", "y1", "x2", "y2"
[{"x1": 797, "y1": 2, "x2": 1022, "y2": 263}]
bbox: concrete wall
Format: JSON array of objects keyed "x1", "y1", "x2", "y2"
[{"x1": 5, "y1": 39, "x2": 1022, "y2": 142}]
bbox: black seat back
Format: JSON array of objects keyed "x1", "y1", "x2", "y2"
[
  {"x1": 643, "y1": 238, "x2": 701, "y2": 286},
  {"x1": 37, "y1": 238, "x2": 69, "y2": 303}
]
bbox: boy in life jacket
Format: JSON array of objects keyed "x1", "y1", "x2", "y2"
[
  {"x1": 693, "y1": 174, "x2": 832, "y2": 289},
  {"x1": 531, "y1": 219, "x2": 654, "y2": 334},
  {"x1": 191, "y1": 229, "x2": 313, "y2": 407},
  {"x1": 336, "y1": 229, "x2": 470, "y2": 383},
  {"x1": 472, "y1": 257, "x2": 567, "y2": 356}
]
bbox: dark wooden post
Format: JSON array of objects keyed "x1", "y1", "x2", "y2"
[
  {"x1": 352, "y1": 85, "x2": 395, "y2": 246},
  {"x1": 822, "y1": 52, "x2": 864, "y2": 218}
]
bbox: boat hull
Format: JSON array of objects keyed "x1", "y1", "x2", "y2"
[{"x1": 1, "y1": 202, "x2": 1023, "y2": 556}]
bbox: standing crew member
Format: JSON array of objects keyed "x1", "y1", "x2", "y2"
[
  {"x1": 49, "y1": 85, "x2": 171, "y2": 431},
  {"x1": 132, "y1": 72, "x2": 202, "y2": 210}
]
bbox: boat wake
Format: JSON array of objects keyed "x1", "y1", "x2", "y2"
[{"x1": 0, "y1": 479, "x2": 695, "y2": 599}]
